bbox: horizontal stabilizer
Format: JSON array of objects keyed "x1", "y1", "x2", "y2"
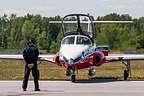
[
  {"x1": 49, "y1": 21, "x2": 133, "y2": 24},
  {"x1": 93, "y1": 21, "x2": 133, "y2": 24}
]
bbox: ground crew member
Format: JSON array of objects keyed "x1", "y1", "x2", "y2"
[{"x1": 22, "y1": 39, "x2": 40, "y2": 91}]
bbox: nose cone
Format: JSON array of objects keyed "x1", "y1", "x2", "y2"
[
  {"x1": 68, "y1": 58, "x2": 74, "y2": 65},
  {"x1": 60, "y1": 45, "x2": 88, "y2": 63}
]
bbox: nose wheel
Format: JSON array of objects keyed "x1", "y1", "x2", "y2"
[
  {"x1": 71, "y1": 74, "x2": 76, "y2": 82},
  {"x1": 66, "y1": 66, "x2": 76, "y2": 82}
]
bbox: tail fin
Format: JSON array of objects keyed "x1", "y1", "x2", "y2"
[{"x1": 97, "y1": 45, "x2": 110, "y2": 56}]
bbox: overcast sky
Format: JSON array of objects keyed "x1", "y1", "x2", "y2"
[{"x1": 0, "y1": 0, "x2": 143, "y2": 19}]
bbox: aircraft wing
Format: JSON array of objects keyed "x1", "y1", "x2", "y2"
[
  {"x1": 38, "y1": 55, "x2": 56, "y2": 63},
  {"x1": 0, "y1": 55, "x2": 23, "y2": 60},
  {"x1": 0, "y1": 54, "x2": 56, "y2": 63},
  {"x1": 1, "y1": 54, "x2": 144, "y2": 64},
  {"x1": 106, "y1": 54, "x2": 144, "y2": 62}
]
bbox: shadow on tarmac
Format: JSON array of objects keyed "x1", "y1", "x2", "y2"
[
  {"x1": 74, "y1": 78, "x2": 144, "y2": 83},
  {"x1": 75, "y1": 78, "x2": 121, "y2": 83}
]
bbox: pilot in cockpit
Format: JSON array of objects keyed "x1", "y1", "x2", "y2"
[
  {"x1": 64, "y1": 39, "x2": 70, "y2": 44},
  {"x1": 77, "y1": 36, "x2": 91, "y2": 45},
  {"x1": 77, "y1": 37, "x2": 84, "y2": 44},
  {"x1": 63, "y1": 37, "x2": 75, "y2": 44}
]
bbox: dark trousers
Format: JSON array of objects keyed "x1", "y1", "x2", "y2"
[{"x1": 22, "y1": 65, "x2": 39, "y2": 90}]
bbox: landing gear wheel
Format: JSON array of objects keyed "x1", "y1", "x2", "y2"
[
  {"x1": 71, "y1": 74, "x2": 76, "y2": 83},
  {"x1": 122, "y1": 61, "x2": 131, "y2": 80},
  {"x1": 124, "y1": 70, "x2": 129, "y2": 80}
]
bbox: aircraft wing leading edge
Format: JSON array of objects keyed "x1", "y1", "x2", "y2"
[
  {"x1": 0, "y1": 55, "x2": 55, "y2": 63},
  {"x1": 106, "y1": 54, "x2": 144, "y2": 62},
  {"x1": 1, "y1": 54, "x2": 144, "y2": 63}
]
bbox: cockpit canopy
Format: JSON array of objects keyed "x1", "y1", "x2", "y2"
[
  {"x1": 62, "y1": 35, "x2": 92, "y2": 46},
  {"x1": 61, "y1": 14, "x2": 94, "y2": 38}
]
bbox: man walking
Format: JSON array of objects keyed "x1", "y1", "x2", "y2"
[{"x1": 22, "y1": 39, "x2": 40, "y2": 91}]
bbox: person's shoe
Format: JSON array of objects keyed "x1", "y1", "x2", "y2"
[
  {"x1": 23, "y1": 89, "x2": 26, "y2": 91},
  {"x1": 34, "y1": 89, "x2": 40, "y2": 91}
]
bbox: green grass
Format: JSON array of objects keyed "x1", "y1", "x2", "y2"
[{"x1": 0, "y1": 60, "x2": 144, "y2": 80}]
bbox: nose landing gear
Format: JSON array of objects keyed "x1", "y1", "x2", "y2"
[
  {"x1": 65, "y1": 66, "x2": 76, "y2": 82},
  {"x1": 71, "y1": 74, "x2": 76, "y2": 82}
]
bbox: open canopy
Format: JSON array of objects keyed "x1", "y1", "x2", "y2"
[{"x1": 61, "y1": 14, "x2": 94, "y2": 38}]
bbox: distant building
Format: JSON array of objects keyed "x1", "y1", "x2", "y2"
[{"x1": 124, "y1": 48, "x2": 136, "y2": 54}]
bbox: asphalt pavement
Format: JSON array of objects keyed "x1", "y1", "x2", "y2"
[{"x1": 0, "y1": 79, "x2": 144, "y2": 96}]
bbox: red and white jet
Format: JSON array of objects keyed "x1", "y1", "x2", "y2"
[{"x1": 0, "y1": 14, "x2": 143, "y2": 82}]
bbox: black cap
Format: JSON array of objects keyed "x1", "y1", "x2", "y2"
[{"x1": 27, "y1": 39, "x2": 35, "y2": 45}]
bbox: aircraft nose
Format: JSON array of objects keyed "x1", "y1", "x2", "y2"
[{"x1": 68, "y1": 58, "x2": 74, "y2": 65}]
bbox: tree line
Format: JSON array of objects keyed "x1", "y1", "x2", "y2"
[{"x1": 0, "y1": 13, "x2": 144, "y2": 53}]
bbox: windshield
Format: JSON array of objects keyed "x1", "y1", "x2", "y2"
[
  {"x1": 61, "y1": 35, "x2": 92, "y2": 46},
  {"x1": 62, "y1": 36, "x2": 75, "y2": 45},
  {"x1": 76, "y1": 36, "x2": 92, "y2": 45}
]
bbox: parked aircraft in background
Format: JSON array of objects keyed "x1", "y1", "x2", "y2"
[{"x1": 1, "y1": 14, "x2": 143, "y2": 83}]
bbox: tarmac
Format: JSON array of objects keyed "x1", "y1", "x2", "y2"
[{"x1": 0, "y1": 79, "x2": 144, "y2": 96}]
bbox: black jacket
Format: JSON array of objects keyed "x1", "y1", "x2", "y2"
[{"x1": 23, "y1": 45, "x2": 39, "y2": 64}]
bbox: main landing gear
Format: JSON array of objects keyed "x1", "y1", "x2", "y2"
[
  {"x1": 65, "y1": 66, "x2": 76, "y2": 83},
  {"x1": 88, "y1": 67, "x2": 96, "y2": 76},
  {"x1": 122, "y1": 61, "x2": 131, "y2": 80}
]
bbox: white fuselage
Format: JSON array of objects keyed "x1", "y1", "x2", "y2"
[{"x1": 59, "y1": 35, "x2": 96, "y2": 65}]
